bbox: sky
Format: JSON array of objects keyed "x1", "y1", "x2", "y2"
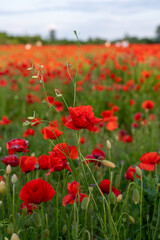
[{"x1": 0, "y1": 0, "x2": 160, "y2": 40}]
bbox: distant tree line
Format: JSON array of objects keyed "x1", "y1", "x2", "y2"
[{"x1": 0, "y1": 25, "x2": 160, "y2": 45}]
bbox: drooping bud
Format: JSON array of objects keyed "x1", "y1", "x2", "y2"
[
  {"x1": 0, "y1": 181, "x2": 6, "y2": 195},
  {"x1": 132, "y1": 189, "x2": 139, "y2": 205},
  {"x1": 117, "y1": 194, "x2": 123, "y2": 203},
  {"x1": 55, "y1": 89, "x2": 62, "y2": 97},
  {"x1": 11, "y1": 174, "x2": 18, "y2": 184},
  {"x1": 135, "y1": 166, "x2": 142, "y2": 177},
  {"x1": 6, "y1": 165, "x2": 11, "y2": 175},
  {"x1": 106, "y1": 140, "x2": 111, "y2": 150},
  {"x1": 10, "y1": 233, "x2": 20, "y2": 240},
  {"x1": 127, "y1": 215, "x2": 135, "y2": 224},
  {"x1": 102, "y1": 160, "x2": 115, "y2": 168}
]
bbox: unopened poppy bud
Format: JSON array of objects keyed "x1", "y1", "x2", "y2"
[
  {"x1": 11, "y1": 174, "x2": 18, "y2": 184},
  {"x1": 81, "y1": 197, "x2": 90, "y2": 210},
  {"x1": 0, "y1": 200, "x2": 2, "y2": 206},
  {"x1": 132, "y1": 189, "x2": 139, "y2": 205},
  {"x1": 106, "y1": 140, "x2": 111, "y2": 150},
  {"x1": 6, "y1": 165, "x2": 11, "y2": 174},
  {"x1": 0, "y1": 181, "x2": 6, "y2": 195},
  {"x1": 127, "y1": 215, "x2": 135, "y2": 224},
  {"x1": 135, "y1": 166, "x2": 142, "y2": 177},
  {"x1": 7, "y1": 224, "x2": 14, "y2": 235},
  {"x1": 62, "y1": 224, "x2": 68, "y2": 235},
  {"x1": 43, "y1": 229, "x2": 49, "y2": 239},
  {"x1": 33, "y1": 213, "x2": 42, "y2": 227},
  {"x1": 102, "y1": 160, "x2": 115, "y2": 168},
  {"x1": 108, "y1": 192, "x2": 116, "y2": 204},
  {"x1": 11, "y1": 233, "x2": 20, "y2": 240},
  {"x1": 117, "y1": 194, "x2": 122, "y2": 203}
]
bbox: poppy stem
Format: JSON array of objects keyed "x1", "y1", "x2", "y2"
[
  {"x1": 12, "y1": 183, "x2": 16, "y2": 231},
  {"x1": 41, "y1": 202, "x2": 44, "y2": 240}
]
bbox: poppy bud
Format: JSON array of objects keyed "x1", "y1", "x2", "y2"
[
  {"x1": 106, "y1": 140, "x2": 111, "y2": 150},
  {"x1": 55, "y1": 89, "x2": 62, "y2": 97},
  {"x1": 135, "y1": 166, "x2": 142, "y2": 177},
  {"x1": 33, "y1": 213, "x2": 42, "y2": 227},
  {"x1": 89, "y1": 186, "x2": 93, "y2": 192},
  {"x1": 43, "y1": 229, "x2": 49, "y2": 239},
  {"x1": 11, "y1": 174, "x2": 18, "y2": 184},
  {"x1": 81, "y1": 197, "x2": 90, "y2": 210},
  {"x1": 11, "y1": 233, "x2": 20, "y2": 240},
  {"x1": 102, "y1": 160, "x2": 115, "y2": 168},
  {"x1": 132, "y1": 189, "x2": 139, "y2": 205},
  {"x1": 6, "y1": 165, "x2": 11, "y2": 175},
  {"x1": 5, "y1": 238, "x2": 9, "y2": 240},
  {"x1": 0, "y1": 200, "x2": 2, "y2": 206},
  {"x1": 108, "y1": 192, "x2": 116, "y2": 204},
  {"x1": 7, "y1": 224, "x2": 14, "y2": 235},
  {"x1": 62, "y1": 224, "x2": 68, "y2": 235},
  {"x1": 0, "y1": 181, "x2": 6, "y2": 195},
  {"x1": 117, "y1": 194, "x2": 122, "y2": 203},
  {"x1": 127, "y1": 215, "x2": 135, "y2": 224}
]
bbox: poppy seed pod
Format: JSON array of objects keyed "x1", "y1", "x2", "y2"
[{"x1": 11, "y1": 233, "x2": 20, "y2": 240}]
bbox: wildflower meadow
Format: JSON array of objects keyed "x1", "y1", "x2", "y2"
[{"x1": 0, "y1": 38, "x2": 160, "y2": 240}]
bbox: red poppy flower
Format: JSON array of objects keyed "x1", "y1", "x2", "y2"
[
  {"x1": 23, "y1": 129, "x2": 35, "y2": 138},
  {"x1": 63, "y1": 181, "x2": 88, "y2": 206},
  {"x1": 138, "y1": 152, "x2": 160, "y2": 171},
  {"x1": 65, "y1": 105, "x2": 102, "y2": 131},
  {"x1": 46, "y1": 143, "x2": 78, "y2": 175},
  {"x1": 6, "y1": 138, "x2": 29, "y2": 155},
  {"x1": 0, "y1": 116, "x2": 12, "y2": 125},
  {"x1": 20, "y1": 179, "x2": 55, "y2": 204},
  {"x1": 123, "y1": 135, "x2": 132, "y2": 143},
  {"x1": 45, "y1": 96, "x2": 54, "y2": 105},
  {"x1": 125, "y1": 166, "x2": 141, "y2": 181},
  {"x1": 41, "y1": 126, "x2": 63, "y2": 140},
  {"x1": 20, "y1": 156, "x2": 38, "y2": 173},
  {"x1": 21, "y1": 202, "x2": 37, "y2": 214},
  {"x1": 38, "y1": 155, "x2": 50, "y2": 170},
  {"x1": 106, "y1": 121, "x2": 118, "y2": 131},
  {"x1": 99, "y1": 179, "x2": 121, "y2": 197},
  {"x1": 1, "y1": 155, "x2": 19, "y2": 167},
  {"x1": 31, "y1": 118, "x2": 41, "y2": 126},
  {"x1": 134, "y1": 113, "x2": 142, "y2": 121},
  {"x1": 54, "y1": 100, "x2": 64, "y2": 112},
  {"x1": 85, "y1": 148, "x2": 106, "y2": 166},
  {"x1": 142, "y1": 100, "x2": 154, "y2": 110}
]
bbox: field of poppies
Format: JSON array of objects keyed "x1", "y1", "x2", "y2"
[{"x1": 0, "y1": 41, "x2": 160, "y2": 240}]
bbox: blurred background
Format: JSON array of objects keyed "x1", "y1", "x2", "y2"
[{"x1": 0, "y1": 0, "x2": 160, "y2": 44}]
